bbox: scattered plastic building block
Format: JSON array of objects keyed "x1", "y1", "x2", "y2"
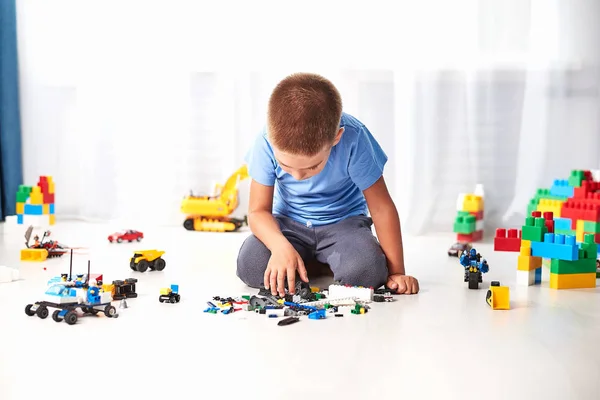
[
  {"x1": 494, "y1": 228, "x2": 521, "y2": 252},
  {"x1": 308, "y1": 309, "x2": 326, "y2": 319},
  {"x1": 328, "y1": 284, "x2": 373, "y2": 301},
  {"x1": 549, "y1": 272, "x2": 596, "y2": 289},
  {"x1": 0, "y1": 266, "x2": 19, "y2": 284},
  {"x1": 554, "y1": 217, "x2": 573, "y2": 231},
  {"x1": 486, "y1": 281, "x2": 510, "y2": 310},
  {"x1": 530, "y1": 233, "x2": 579, "y2": 261},
  {"x1": 453, "y1": 213, "x2": 476, "y2": 234}
]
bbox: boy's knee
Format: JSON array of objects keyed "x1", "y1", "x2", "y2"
[
  {"x1": 335, "y1": 245, "x2": 388, "y2": 288},
  {"x1": 236, "y1": 234, "x2": 271, "y2": 288}
]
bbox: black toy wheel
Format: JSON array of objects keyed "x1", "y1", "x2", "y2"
[
  {"x1": 468, "y1": 273, "x2": 479, "y2": 290},
  {"x1": 486, "y1": 290, "x2": 492, "y2": 304},
  {"x1": 104, "y1": 305, "x2": 117, "y2": 317},
  {"x1": 129, "y1": 258, "x2": 137, "y2": 271},
  {"x1": 153, "y1": 258, "x2": 166, "y2": 271},
  {"x1": 36, "y1": 306, "x2": 49, "y2": 319},
  {"x1": 169, "y1": 297, "x2": 177, "y2": 303},
  {"x1": 52, "y1": 310, "x2": 62, "y2": 322},
  {"x1": 136, "y1": 237, "x2": 142, "y2": 242},
  {"x1": 25, "y1": 304, "x2": 35, "y2": 316},
  {"x1": 136, "y1": 259, "x2": 150, "y2": 272},
  {"x1": 159, "y1": 297, "x2": 164, "y2": 303},
  {"x1": 117, "y1": 238, "x2": 123, "y2": 243},
  {"x1": 64, "y1": 311, "x2": 78, "y2": 325},
  {"x1": 127, "y1": 293, "x2": 138, "y2": 298},
  {"x1": 183, "y1": 219, "x2": 194, "y2": 231},
  {"x1": 113, "y1": 280, "x2": 124, "y2": 285}
]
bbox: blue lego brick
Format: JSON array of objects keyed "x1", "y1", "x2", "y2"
[
  {"x1": 553, "y1": 217, "x2": 573, "y2": 231},
  {"x1": 171, "y1": 284, "x2": 179, "y2": 293},
  {"x1": 550, "y1": 179, "x2": 574, "y2": 198},
  {"x1": 308, "y1": 309, "x2": 326, "y2": 319},
  {"x1": 530, "y1": 233, "x2": 579, "y2": 261},
  {"x1": 534, "y1": 267, "x2": 542, "y2": 284},
  {"x1": 49, "y1": 203, "x2": 55, "y2": 214},
  {"x1": 24, "y1": 204, "x2": 43, "y2": 215},
  {"x1": 17, "y1": 214, "x2": 23, "y2": 224}
]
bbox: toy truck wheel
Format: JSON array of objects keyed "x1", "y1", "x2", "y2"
[
  {"x1": 129, "y1": 258, "x2": 137, "y2": 271},
  {"x1": 468, "y1": 273, "x2": 479, "y2": 290},
  {"x1": 25, "y1": 304, "x2": 35, "y2": 316},
  {"x1": 183, "y1": 219, "x2": 194, "y2": 231},
  {"x1": 36, "y1": 306, "x2": 49, "y2": 319},
  {"x1": 153, "y1": 258, "x2": 166, "y2": 271},
  {"x1": 136, "y1": 237, "x2": 142, "y2": 242},
  {"x1": 136, "y1": 259, "x2": 150, "y2": 272},
  {"x1": 117, "y1": 238, "x2": 123, "y2": 243},
  {"x1": 169, "y1": 297, "x2": 177, "y2": 304},
  {"x1": 64, "y1": 311, "x2": 78, "y2": 325},
  {"x1": 176, "y1": 295, "x2": 181, "y2": 303},
  {"x1": 159, "y1": 296, "x2": 164, "y2": 302},
  {"x1": 104, "y1": 305, "x2": 117, "y2": 317},
  {"x1": 52, "y1": 310, "x2": 62, "y2": 322}
]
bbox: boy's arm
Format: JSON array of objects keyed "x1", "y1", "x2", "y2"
[
  {"x1": 247, "y1": 179, "x2": 289, "y2": 251},
  {"x1": 363, "y1": 176, "x2": 406, "y2": 275}
]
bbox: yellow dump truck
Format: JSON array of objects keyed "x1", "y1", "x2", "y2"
[{"x1": 130, "y1": 250, "x2": 166, "y2": 273}]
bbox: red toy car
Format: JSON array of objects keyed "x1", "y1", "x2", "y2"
[{"x1": 108, "y1": 230, "x2": 143, "y2": 243}]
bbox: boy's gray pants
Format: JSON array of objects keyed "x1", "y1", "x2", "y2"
[{"x1": 236, "y1": 214, "x2": 388, "y2": 289}]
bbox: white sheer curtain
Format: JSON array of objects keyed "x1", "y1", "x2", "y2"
[{"x1": 15, "y1": 0, "x2": 600, "y2": 233}]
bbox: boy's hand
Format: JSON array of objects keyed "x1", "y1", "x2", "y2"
[
  {"x1": 387, "y1": 273, "x2": 419, "y2": 294},
  {"x1": 264, "y1": 243, "x2": 309, "y2": 297}
]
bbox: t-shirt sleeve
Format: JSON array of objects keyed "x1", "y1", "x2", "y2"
[
  {"x1": 244, "y1": 132, "x2": 277, "y2": 186},
  {"x1": 348, "y1": 125, "x2": 388, "y2": 191}
]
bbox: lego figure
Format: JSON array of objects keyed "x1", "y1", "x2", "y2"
[
  {"x1": 33, "y1": 235, "x2": 40, "y2": 247},
  {"x1": 460, "y1": 248, "x2": 489, "y2": 289},
  {"x1": 87, "y1": 280, "x2": 101, "y2": 304}
]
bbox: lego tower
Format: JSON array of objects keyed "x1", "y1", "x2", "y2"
[
  {"x1": 14, "y1": 176, "x2": 55, "y2": 227},
  {"x1": 453, "y1": 184, "x2": 484, "y2": 242},
  {"x1": 494, "y1": 169, "x2": 600, "y2": 289}
]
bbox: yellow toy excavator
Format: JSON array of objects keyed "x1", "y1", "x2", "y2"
[{"x1": 181, "y1": 164, "x2": 249, "y2": 232}]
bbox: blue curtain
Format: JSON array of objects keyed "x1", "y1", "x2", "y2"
[{"x1": 0, "y1": 0, "x2": 24, "y2": 221}]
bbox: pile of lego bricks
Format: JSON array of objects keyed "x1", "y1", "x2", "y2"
[
  {"x1": 8, "y1": 176, "x2": 55, "y2": 227},
  {"x1": 494, "y1": 169, "x2": 600, "y2": 289},
  {"x1": 453, "y1": 185, "x2": 484, "y2": 243},
  {"x1": 203, "y1": 284, "x2": 394, "y2": 325}
]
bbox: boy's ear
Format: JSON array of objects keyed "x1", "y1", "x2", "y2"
[{"x1": 332, "y1": 127, "x2": 344, "y2": 146}]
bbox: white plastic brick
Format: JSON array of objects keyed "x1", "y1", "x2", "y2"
[
  {"x1": 516, "y1": 269, "x2": 536, "y2": 286},
  {"x1": 23, "y1": 214, "x2": 52, "y2": 228},
  {"x1": 456, "y1": 193, "x2": 466, "y2": 211},
  {"x1": 476, "y1": 219, "x2": 484, "y2": 231},
  {"x1": 328, "y1": 284, "x2": 373, "y2": 301},
  {"x1": 0, "y1": 266, "x2": 19, "y2": 284}
]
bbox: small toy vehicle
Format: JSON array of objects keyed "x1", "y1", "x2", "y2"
[
  {"x1": 21, "y1": 226, "x2": 68, "y2": 261},
  {"x1": 448, "y1": 242, "x2": 472, "y2": 257},
  {"x1": 159, "y1": 284, "x2": 180, "y2": 303},
  {"x1": 102, "y1": 278, "x2": 138, "y2": 300},
  {"x1": 130, "y1": 250, "x2": 166, "y2": 273},
  {"x1": 108, "y1": 229, "x2": 143, "y2": 243},
  {"x1": 486, "y1": 281, "x2": 510, "y2": 310},
  {"x1": 460, "y1": 248, "x2": 488, "y2": 289}
]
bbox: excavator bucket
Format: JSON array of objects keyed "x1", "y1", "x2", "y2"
[{"x1": 24, "y1": 225, "x2": 33, "y2": 247}]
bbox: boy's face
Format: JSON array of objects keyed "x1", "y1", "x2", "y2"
[{"x1": 273, "y1": 128, "x2": 344, "y2": 181}]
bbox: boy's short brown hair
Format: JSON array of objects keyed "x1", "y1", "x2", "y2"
[{"x1": 267, "y1": 72, "x2": 343, "y2": 156}]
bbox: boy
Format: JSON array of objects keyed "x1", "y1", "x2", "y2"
[{"x1": 237, "y1": 72, "x2": 419, "y2": 297}]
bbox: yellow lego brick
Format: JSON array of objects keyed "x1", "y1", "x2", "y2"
[
  {"x1": 537, "y1": 199, "x2": 564, "y2": 218},
  {"x1": 20, "y1": 248, "x2": 48, "y2": 262},
  {"x1": 576, "y1": 220, "x2": 585, "y2": 242},
  {"x1": 160, "y1": 288, "x2": 172, "y2": 295},
  {"x1": 517, "y1": 254, "x2": 542, "y2": 271},
  {"x1": 49, "y1": 214, "x2": 55, "y2": 225},
  {"x1": 42, "y1": 204, "x2": 50, "y2": 214},
  {"x1": 310, "y1": 287, "x2": 320, "y2": 293},
  {"x1": 519, "y1": 240, "x2": 532, "y2": 256},
  {"x1": 16, "y1": 202, "x2": 25, "y2": 214},
  {"x1": 48, "y1": 181, "x2": 55, "y2": 194},
  {"x1": 549, "y1": 272, "x2": 596, "y2": 289},
  {"x1": 462, "y1": 194, "x2": 483, "y2": 213}
]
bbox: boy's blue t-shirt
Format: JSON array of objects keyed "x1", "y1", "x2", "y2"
[{"x1": 245, "y1": 112, "x2": 388, "y2": 227}]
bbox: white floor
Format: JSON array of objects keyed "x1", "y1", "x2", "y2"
[{"x1": 1, "y1": 221, "x2": 600, "y2": 400}]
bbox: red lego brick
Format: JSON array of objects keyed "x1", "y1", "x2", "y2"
[
  {"x1": 531, "y1": 211, "x2": 542, "y2": 218},
  {"x1": 457, "y1": 230, "x2": 483, "y2": 243},
  {"x1": 493, "y1": 228, "x2": 522, "y2": 252},
  {"x1": 38, "y1": 181, "x2": 49, "y2": 194},
  {"x1": 561, "y1": 200, "x2": 600, "y2": 222},
  {"x1": 573, "y1": 180, "x2": 600, "y2": 199},
  {"x1": 543, "y1": 212, "x2": 555, "y2": 233},
  {"x1": 43, "y1": 192, "x2": 54, "y2": 204},
  {"x1": 469, "y1": 210, "x2": 484, "y2": 220}
]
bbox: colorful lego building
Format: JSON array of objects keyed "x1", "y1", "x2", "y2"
[
  {"x1": 453, "y1": 184, "x2": 484, "y2": 242},
  {"x1": 13, "y1": 176, "x2": 55, "y2": 227},
  {"x1": 495, "y1": 169, "x2": 600, "y2": 290}
]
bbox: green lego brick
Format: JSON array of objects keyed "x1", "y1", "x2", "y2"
[
  {"x1": 521, "y1": 217, "x2": 547, "y2": 242},
  {"x1": 453, "y1": 214, "x2": 476, "y2": 234},
  {"x1": 568, "y1": 170, "x2": 586, "y2": 187},
  {"x1": 555, "y1": 228, "x2": 576, "y2": 236},
  {"x1": 583, "y1": 221, "x2": 600, "y2": 233},
  {"x1": 579, "y1": 234, "x2": 598, "y2": 259},
  {"x1": 550, "y1": 257, "x2": 596, "y2": 274},
  {"x1": 527, "y1": 188, "x2": 568, "y2": 216},
  {"x1": 16, "y1": 185, "x2": 32, "y2": 203}
]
